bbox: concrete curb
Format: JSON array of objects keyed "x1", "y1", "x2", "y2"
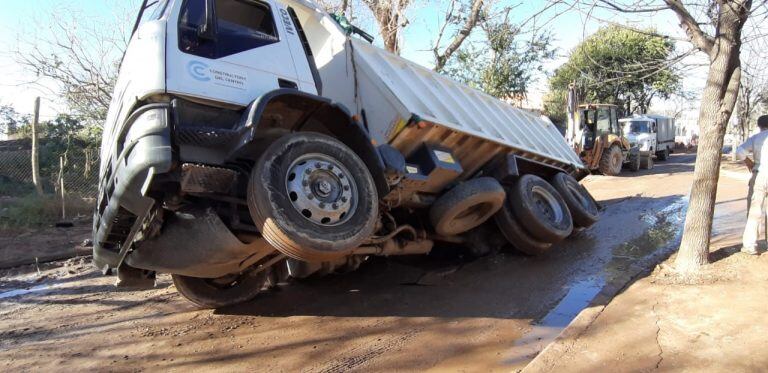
[{"x1": 521, "y1": 252, "x2": 671, "y2": 373}]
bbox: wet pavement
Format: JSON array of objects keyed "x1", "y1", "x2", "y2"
[{"x1": 0, "y1": 154, "x2": 696, "y2": 372}]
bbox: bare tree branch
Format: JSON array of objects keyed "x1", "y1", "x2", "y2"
[
  {"x1": 663, "y1": 0, "x2": 716, "y2": 54},
  {"x1": 433, "y1": 0, "x2": 484, "y2": 72}
]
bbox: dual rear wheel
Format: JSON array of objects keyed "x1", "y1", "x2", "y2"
[{"x1": 494, "y1": 173, "x2": 598, "y2": 255}]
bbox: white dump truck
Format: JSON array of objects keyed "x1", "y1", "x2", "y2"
[
  {"x1": 620, "y1": 114, "x2": 675, "y2": 168},
  {"x1": 93, "y1": 0, "x2": 599, "y2": 307}
]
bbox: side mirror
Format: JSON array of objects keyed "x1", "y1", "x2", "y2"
[{"x1": 197, "y1": 0, "x2": 217, "y2": 41}]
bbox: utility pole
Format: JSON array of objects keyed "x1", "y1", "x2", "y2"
[{"x1": 31, "y1": 97, "x2": 43, "y2": 196}]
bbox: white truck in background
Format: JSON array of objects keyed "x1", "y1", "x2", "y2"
[
  {"x1": 93, "y1": 0, "x2": 600, "y2": 308},
  {"x1": 620, "y1": 114, "x2": 675, "y2": 167}
]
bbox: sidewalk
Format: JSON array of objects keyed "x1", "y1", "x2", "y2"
[{"x1": 524, "y1": 165, "x2": 768, "y2": 372}]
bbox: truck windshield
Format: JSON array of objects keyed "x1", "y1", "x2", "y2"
[
  {"x1": 625, "y1": 121, "x2": 650, "y2": 133},
  {"x1": 596, "y1": 108, "x2": 612, "y2": 135}
]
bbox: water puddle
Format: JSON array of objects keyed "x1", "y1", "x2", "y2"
[
  {"x1": 0, "y1": 283, "x2": 59, "y2": 300},
  {"x1": 506, "y1": 196, "x2": 688, "y2": 369},
  {"x1": 505, "y1": 278, "x2": 605, "y2": 368}
]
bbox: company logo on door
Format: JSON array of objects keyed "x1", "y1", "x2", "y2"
[
  {"x1": 188, "y1": 61, "x2": 211, "y2": 81},
  {"x1": 187, "y1": 60, "x2": 247, "y2": 90}
]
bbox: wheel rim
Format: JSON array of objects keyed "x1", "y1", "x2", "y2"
[
  {"x1": 531, "y1": 185, "x2": 564, "y2": 224},
  {"x1": 612, "y1": 151, "x2": 622, "y2": 170},
  {"x1": 285, "y1": 153, "x2": 358, "y2": 226}
]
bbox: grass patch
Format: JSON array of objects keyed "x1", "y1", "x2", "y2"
[{"x1": 0, "y1": 194, "x2": 93, "y2": 229}]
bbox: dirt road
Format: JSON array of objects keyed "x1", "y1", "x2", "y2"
[{"x1": 0, "y1": 154, "x2": 697, "y2": 372}]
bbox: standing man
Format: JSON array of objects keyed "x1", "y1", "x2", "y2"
[{"x1": 736, "y1": 115, "x2": 768, "y2": 255}]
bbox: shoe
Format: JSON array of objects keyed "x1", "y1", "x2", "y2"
[{"x1": 741, "y1": 247, "x2": 759, "y2": 255}]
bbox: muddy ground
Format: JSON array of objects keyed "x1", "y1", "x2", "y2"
[
  {"x1": 524, "y1": 155, "x2": 764, "y2": 372},
  {"x1": 0, "y1": 154, "x2": 698, "y2": 372}
]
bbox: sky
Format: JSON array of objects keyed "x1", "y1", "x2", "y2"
[{"x1": 0, "y1": 0, "x2": 711, "y2": 120}]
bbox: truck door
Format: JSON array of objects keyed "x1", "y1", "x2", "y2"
[{"x1": 166, "y1": 0, "x2": 311, "y2": 106}]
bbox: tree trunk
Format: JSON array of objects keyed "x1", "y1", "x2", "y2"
[
  {"x1": 31, "y1": 97, "x2": 43, "y2": 196},
  {"x1": 363, "y1": 0, "x2": 410, "y2": 54},
  {"x1": 381, "y1": 19, "x2": 400, "y2": 54},
  {"x1": 674, "y1": 43, "x2": 742, "y2": 273}
]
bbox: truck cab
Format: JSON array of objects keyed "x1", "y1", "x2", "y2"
[
  {"x1": 619, "y1": 115, "x2": 674, "y2": 161},
  {"x1": 95, "y1": 0, "x2": 359, "y2": 286},
  {"x1": 621, "y1": 117, "x2": 657, "y2": 153}
]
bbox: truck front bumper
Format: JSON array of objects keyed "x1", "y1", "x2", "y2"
[{"x1": 92, "y1": 104, "x2": 173, "y2": 271}]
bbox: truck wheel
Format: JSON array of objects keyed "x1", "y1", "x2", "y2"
[
  {"x1": 248, "y1": 132, "x2": 378, "y2": 262},
  {"x1": 599, "y1": 145, "x2": 623, "y2": 176},
  {"x1": 509, "y1": 175, "x2": 573, "y2": 243},
  {"x1": 657, "y1": 148, "x2": 669, "y2": 161},
  {"x1": 172, "y1": 270, "x2": 268, "y2": 309},
  {"x1": 494, "y1": 190, "x2": 552, "y2": 255},
  {"x1": 640, "y1": 154, "x2": 654, "y2": 170},
  {"x1": 551, "y1": 173, "x2": 599, "y2": 228},
  {"x1": 430, "y1": 177, "x2": 506, "y2": 236}
]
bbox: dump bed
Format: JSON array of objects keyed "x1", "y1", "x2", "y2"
[
  {"x1": 287, "y1": 0, "x2": 583, "y2": 174},
  {"x1": 349, "y1": 39, "x2": 584, "y2": 174}
]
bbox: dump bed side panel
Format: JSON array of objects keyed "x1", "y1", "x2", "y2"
[{"x1": 350, "y1": 39, "x2": 583, "y2": 170}]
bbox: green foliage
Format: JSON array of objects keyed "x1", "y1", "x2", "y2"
[
  {"x1": 0, "y1": 105, "x2": 30, "y2": 137},
  {"x1": 547, "y1": 25, "x2": 680, "y2": 116},
  {"x1": 543, "y1": 89, "x2": 568, "y2": 127},
  {"x1": 12, "y1": 114, "x2": 100, "y2": 180},
  {"x1": 443, "y1": 16, "x2": 555, "y2": 102},
  {"x1": 0, "y1": 194, "x2": 60, "y2": 228}
]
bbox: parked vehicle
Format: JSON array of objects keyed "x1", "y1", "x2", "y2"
[
  {"x1": 568, "y1": 104, "x2": 641, "y2": 175},
  {"x1": 620, "y1": 114, "x2": 675, "y2": 165},
  {"x1": 93, "y1": 0, "x2": 600, "y2": 308}
]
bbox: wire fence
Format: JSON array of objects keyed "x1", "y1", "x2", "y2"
[
  {"x1": 0, "y1": 140, "x2": 99, "y2": 229},
  {"x1": 0, "y1": 147, "x2": 99, "y2": 197}
]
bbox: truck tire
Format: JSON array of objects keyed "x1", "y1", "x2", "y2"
[
  {"x1": 247, "y1": 132, "x2": 378, "y2": 262},
  {"x1": 640, "y1": 154, "x2": 654, "y2": 170},
  {"x1": 172, "y1": 270, "x2": 268, "y2": 309},
  {"x1": 599, "y1": 145, "x2": 623, "y2": 176},
  {"x1": 551, "y1": 172, "x2": 599, "y2": 228},
  {"x1": 509, "y1": 174, "x2": 573, "y2": 243},
  {"x1": 430, "y1": 177, "x2": 506, "y2": 236},
  {"x1": 494, "y1": 191, "x2": 552, "y2": 255},
  {"x1": 657, "y1": 147, "x2": 669, "y2": 161}
]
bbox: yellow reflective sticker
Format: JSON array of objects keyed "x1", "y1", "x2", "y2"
[{"x1": 434, "y1": 150, "x2": 455, "y2": 164}]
